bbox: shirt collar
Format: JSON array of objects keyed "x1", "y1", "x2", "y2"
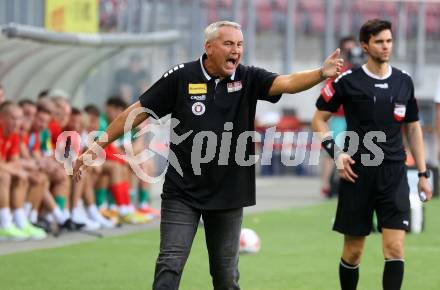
[
  {"x1": 199, "y1": 53, "x2": 235, "y2": 81},
  {"x1": 362, "y1": 64, "x2": 392, "y2": 80}
]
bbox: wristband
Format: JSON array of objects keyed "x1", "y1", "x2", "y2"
[
  {"x1": 319, "y1": 67, "x2": 326, "y2": 80},
  {"x1": 322, "y1": 137, "x2": 342, "y2": 159}
]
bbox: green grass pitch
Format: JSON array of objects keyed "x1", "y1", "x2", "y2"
[{"x1": 1, "y1": 199, "x2": 439, "y2": 290}]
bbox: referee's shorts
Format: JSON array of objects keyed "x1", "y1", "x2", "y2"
[{"x1": 333, "y1": 160, "x2": 410, "y2": 236}]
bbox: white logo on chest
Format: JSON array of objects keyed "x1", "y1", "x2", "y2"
[
  {"x1": 190, "y1": 95, "x2": 206, "y2": 101},
  {"x1": 374, "y1": 83, "x2": 388, "y2": 89}
]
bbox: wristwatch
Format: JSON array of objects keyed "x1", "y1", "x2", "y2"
[{"x1": 418, "y1": 171, "x2": 430, "y2": 179}]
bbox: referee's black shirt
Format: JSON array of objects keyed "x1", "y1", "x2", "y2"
[
  {"x1": 139, "y1": 54, "x2": 281, "y2": 209},
  {"x1": 316, "y1": 65, "x2": 419, "y2": 162}
]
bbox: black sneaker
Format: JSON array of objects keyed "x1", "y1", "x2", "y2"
[
  {"x1": 33, "y1": 218, "x2": 52, "y2": 233},
  {"x1": 60, "y1": 218, "x2": 86, "y2": 231}
]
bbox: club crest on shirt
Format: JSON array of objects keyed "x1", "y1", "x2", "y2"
[
  {"x1": 394, "y1": 103, "x2": 406, "y2": 121},
  {"x1": 192, "y1": 102, "x2": 206, "y2": 116},
  {"x1": 227, "y1": 81, "x2": 242, "y2": 93}
]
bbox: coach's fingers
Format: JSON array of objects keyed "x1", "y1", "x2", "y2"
[
  {"x1": 337, "y1": 59, "x2": 344, "y2": 68},
  {"x1": 73, "y1": 157, "x2": 84, "y2": 182},
  {"x1": 73, "y1": 168, "x2": 81, "y2": 182},
  {"x1": 329, "y1": 48, "x2": 341, "y2": 59}
]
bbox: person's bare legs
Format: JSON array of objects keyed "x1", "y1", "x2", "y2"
[
  {"x1": 10, "y1": 174, "x2": 31, "y2": 230},
  {"x1": 48, "y1": 161, "x2": 71, "y2": 214},
  {"x1": 0, "y1": 171, "x2": 12, "y2": 229},
  {"x1": 0, "y1": 171, "x2": 11, "y2": 210},
  {"x1": 26, "y1": 172, "x2": 48, "y2": 223},
  {"x1": 83, "y1": 172, "x2": 115, "y2": 228},
  {"x1": 10, "y1": 175, "x2": 29, "y2": 210}
]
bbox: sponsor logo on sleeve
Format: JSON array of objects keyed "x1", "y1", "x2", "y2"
[{"x1": 321, "y1": 82, "x2": 336, "y2": 102}]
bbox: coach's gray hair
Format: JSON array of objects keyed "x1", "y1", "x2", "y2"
[{"x1": 204, "y1": 21, "x2": 242, "y2": 43}]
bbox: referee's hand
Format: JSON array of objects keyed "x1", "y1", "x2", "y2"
[
  {"x1": 335, "y1": 153, "x2": 358, "y2": 183},
  {"x1": 418, "y1": 177, "x2": 433, "y2": 202}
]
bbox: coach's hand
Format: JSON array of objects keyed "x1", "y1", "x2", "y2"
[
  {"x1": 336, "y1": 153, "x2": 358, "y2": 183},
  {"x1": 321, "y1": 48, "x2": 344, "y2": 79},
  {"x1": 73, "y1": 154, "x2": 84, "y2": 182},
  {"x1": 418, "y1": 177, "x2": 433, "y2": 202}
]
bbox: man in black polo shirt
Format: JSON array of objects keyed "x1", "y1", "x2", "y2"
[
  {"x1": 312, "y1": 19, "x2": 432, "y2": 290},
  {"x1": 74, "y1": 21, "x2": 343, "y2": 289}
]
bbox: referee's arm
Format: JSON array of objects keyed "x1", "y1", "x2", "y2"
[
  {"x1": 268, "y1": 49, "x2": 343, "y2": 96},
  {"x1": 311, "y1": 110, "x2": 333, "y2": 140},
  {"x1": 312, "y1": 109, "x2": 358, "y2": 183},
  {"x1": 405, "y1": 121, "x2": 433, "y2": 200}
]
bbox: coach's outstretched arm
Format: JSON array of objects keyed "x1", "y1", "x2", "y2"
[
  {"x1": 73, "y1": 101, "x2": 148, "y2": 181},
  {"x1": 269, "y1": 48, "x2": 343, "y2": 96}
]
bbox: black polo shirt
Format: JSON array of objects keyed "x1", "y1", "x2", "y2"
[
  {"x1": 139, "y1": 54, "x2": 281, "y2": 209},
  {"x1": 316, "y1": 65, "x2": 419, "y2": 162}
]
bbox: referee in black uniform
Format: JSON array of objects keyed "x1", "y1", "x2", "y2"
[
  {"x1": 312, "y1": 19, "x2": 432, "y2": 290},
  {"x1": 74, "y1": 21, "x2": 343, "y2": 289}
]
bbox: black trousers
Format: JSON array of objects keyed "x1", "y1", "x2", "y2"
[{"x1": 153, "y1": 198, "x2": 243, "y2": 290}]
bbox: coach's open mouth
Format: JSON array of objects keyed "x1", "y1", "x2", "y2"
[
  {"x1": 225, "y1": 58, "x2": 238, "y2": 70},
  {"x1": 226, "y1": 58, "x2": 238, "y2": 65}
]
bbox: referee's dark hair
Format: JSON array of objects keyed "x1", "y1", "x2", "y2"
[{"x1": 359, "y1": 19, "x2": 392, "y2": 44}]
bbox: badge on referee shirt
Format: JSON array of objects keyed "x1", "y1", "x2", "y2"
[
  {"x1": 192, "y1": 102, "x2": 206, "y2": 116},
  {"x1": 393, "y1": 103, "x2": 406, "y2": 121}
]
